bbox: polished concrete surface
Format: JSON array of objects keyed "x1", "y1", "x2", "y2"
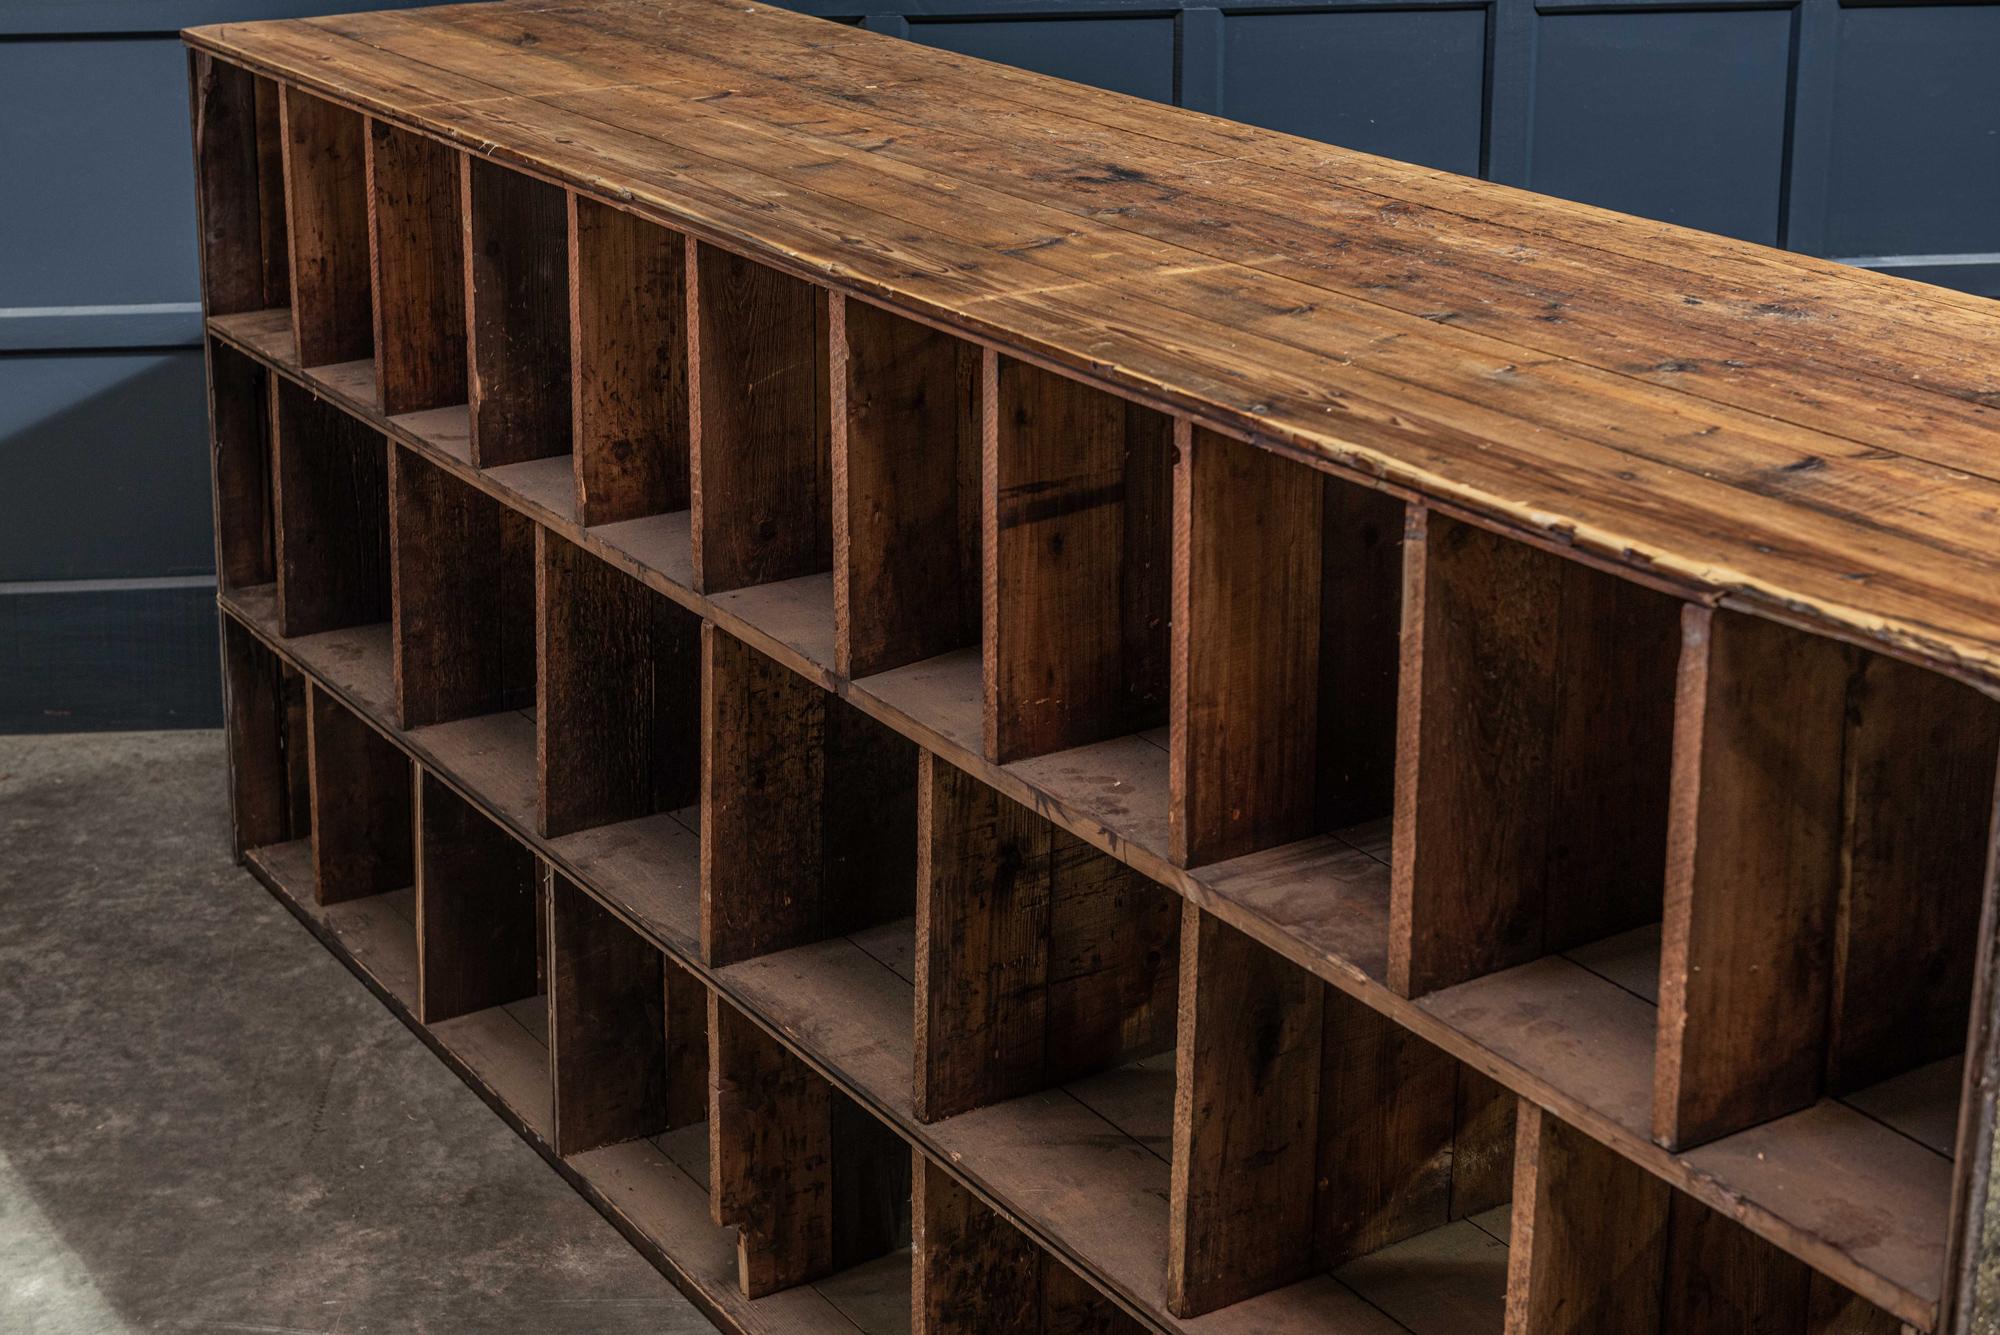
[{"x1": 0, "y1": 730, "x2": 717, "y2": 1334}]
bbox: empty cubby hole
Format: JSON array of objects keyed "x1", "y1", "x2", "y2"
[
  {"x1": 1171, "y1": 907, "x2": 1516, "y2": 1328},
  {"x1": 303, "y1": 683, "x2": 418, "y2": 1004},
  {"x1": 688, "y1": 240, "x2": 831, "y2": 595},
  {"x1": 463, "y1": 159, "x2": 571, "y2": 475},
  {"x1": 710, "y1": 994, "x2": 913, "y2": 1310},
  {"x1": 831, "y1": 295, "x2": 982, "y2": 680},
  {"x1": 1508, "y1": 1103, "x2": 1904, "y2": 1335},
  {"x1": 210, "y1": 339, "x2": 274, "y2": 593},
  {"x1": 700, "y1": 624, "x2": 918, "y2": 971},
  {"x1": 388, "y1": 446, "x2": 536, "y2": 731},
  {"x1": 535, "y1": 528, "x2": 699, "y2": 840},
  {"x1": 1390, "y1": 510, "x2": 1682, "y2": 1000},
  {"x1": 570, "y1": 196, "x2": 689, "y2": 528},
  {"x1": 545, "y1": 869, "x2": 709, "y2": 1169},
  {"x1": 914, "y1": 1151, "x2": 1142, "y2": 1335},
  {"x1": 270, "y1": 376, "x2": 391, "y2": 640},
  {"x1": 365, "y1": 119, "x2": 465, "y2": 417},
  {"x1": 277, "y1": 86, "x2": 371, "y2": 369},
  {"x1": 1169, "y1": 426, "x2": 1404, "y2": 869},
  {"x1": 221, "y1": 617, "x2": 311, "y2": 858},
  {"x1": 1654, "y1": 606, "x2": 2000, "y2": 1153},
  {"x1": 191, "y1": 56, "x2": 288, "y2": 317},
  {"x1": 914, "y1": 750, "x2": 1178, "y2": 1124},
  {"x1": 983, "y1": 354, "x2": 1172, "y2": 765}
]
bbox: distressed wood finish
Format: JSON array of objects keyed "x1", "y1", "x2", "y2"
[{"x1": 191, "y1": 6, "x2": 2000, "y2": 1332}]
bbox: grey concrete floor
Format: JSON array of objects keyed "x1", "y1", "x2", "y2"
[{"x1": 0, "y1": 729, "x2": 719, "y2": 1335}]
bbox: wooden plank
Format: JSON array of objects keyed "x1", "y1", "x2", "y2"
[
  {"x1": 663, "y1": 956, "x2": 709, "y2": 1132},
  {"x1": 548, "y1": 868, "x2": 668, "y2": 1157},
  {"x1": 1658, "y1": 1193, "x2": 1809, "y2": 1333},
  {"x1": 270, "y1": 375, "x2": 391, "y2": 638},
  {"x1": 463, "y1": 155, "x2": 571, "y2": 469},
  {"x1": 708, "y1": 992, "x2": 835, "y2": 1297},
  {"x1": 278, "y1": 85, "x2": 371, "y2": 367},
  {"x1": 1170, "y1": 424, "x2": 1323, "y2": 867},
  {"x1": 914, "y1": 1150, "x2": 1041, "y2": 1334},
  {"x1": 191, "y1": 54, "x2": 286, "y2": 316},
  {"x1": 1827, "y1": 654, "x2": 2000, "y2": 1093},
  {"x1": 209, "y1": 341, "x2": 273, "y2": 590},
  {"x1": 831, "y1": 294, "x2": 982, "y2": 679},
  {"x1": 365, "y1": 118, "x2": 465, "y2": 416},
  {"x1": 1655, "y1": 606, "x2": 1854, "y2": 1150},
  {"x1": 387, "y1": 445, "x2": 535, "y2": 728},
  {"x1": 701, "y1": 623, "x2": 917, "y2": 967},
  {"x1": 569, "y1": 193, "x2": 690, "y2": 527},
  {"x1": 1313, "y1": 475, "x2": 1405, "y2": 833},
  {"x1": 415, "y1": 770, "x2": 537, "y2": 1025},
  {"x1": 1391, "y1": 510, "x2": 1678, "y2": 998},
  {"x1": 983, "y1": 354, "x2": 1171, "y2": 764},
  {"x1": 688, "y1": 238, "x2": 830, "y2": 593},
  {"x1": 1167, "y1": 903, "x2": 1321, "y2": 1316},
  {"x1": 221, "y1": 615, "x2": 292, "y2": 853},
  {"x1": 1504, "y1": 1102, "x2": 1670, "y2": 1335},
  {"x1": 915, "y1": 751, "x2": 1177, "y2": 1121},
  {"x1": 306, "y1": 683, "x2": 412, "y2": 906},
  {"x1": 536, "y1": 526, "x2": 700, "y2": 838}
]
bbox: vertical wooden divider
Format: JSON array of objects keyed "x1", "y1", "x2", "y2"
[
  {"x1": 687, "y1": 239, "x2": 830, "y2": 593},
  {"x1": 270, "y1": 376, "x2": 391, "y2": 638},
  {"x1": 914, "y1": 751, "x2": 1176, "y2": 1122},
  {"x1": 278, "y1": 86, "x2": 371, "y2": 368},
  {"x1": 536, "y1": 528, "x2": 699, "y2": 839},
  {"x1": 1504, "y1": 1102, "x2": 1670, "y2": 1335},
  {"x1": 415, "y1": 771, "x2": 537, "y2": 1025},
  {"x1": 364, "y1": 119, "x2": 465, "y2": 417},
  {"x1": 190, "y1": 55, "x2": 288, "y2": 316},
  {"x1": 663, "y1": 959, "x2": 710, "y2": 1132},
  {"x1": 209, "y1": 342, "x2": 273, "y2": 591},
  {"x1": 831, "y1": 294, "x2": 982, "y2": 679},
  {"x1": 221, "y1": 619, "x2": 303, "y2": 854},
  {"x1": 1169, "y1": 424, "x2": 1323, "y2": 867},
  {"x1": 462, "y1": 157, "x2": 570, "y2": 469},
  {"x1": 388, "y1": 448, "x2": 535, "y2": 728},
  {"x1": 547, "y1": 870, "x2": 667, "y2": 1157},
  {"x1": 569, "y1": 195, "x2": 689, "y2": 526},
  {"x1": 1390, "y1": 508, "x2": 1679, "y2": 998},
  {"x1": 709, "y1": 995, "x2": 910, "y2": 1297},
  {"x1": 700, "y1": 624, "x2": 916, "y2": 967},
  {"x1": 1654, "y1": 605, "x2": 1852, "y2": 1150},
  {"x1": 306, "y1": 685, "x2": 413, "y2": 906},
  {"x1": 914, "y1": 1152, "x2": 1142, "y2": 1335},
  {"x1": 983, "y1": 354, "x2": 1171, "y2": 763}
]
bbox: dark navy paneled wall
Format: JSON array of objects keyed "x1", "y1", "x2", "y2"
[{"x1": 3, "y1": 0, "x2": 1995, "y2": 729}]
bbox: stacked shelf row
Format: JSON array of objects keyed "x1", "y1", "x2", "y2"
[{"x1": 193, "y1": 48, "x2": 1997, "y2": 1335}]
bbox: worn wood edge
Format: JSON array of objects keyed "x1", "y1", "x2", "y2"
[
  {"x1": 216, "y1": 545, "x2": 1944, "y2": 1330},
  {"x1": 178, "y1": 32, "x2": 2000, "y2": 692}
]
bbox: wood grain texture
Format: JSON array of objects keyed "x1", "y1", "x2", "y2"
[
  {"x1": 1391, "y1": 511, "x2": 1678, "y2": 998},
  {"x1": 984, "y1": 354, "x2": 1171, "y2": 764},
  {"x1": 1656, "y1": 606, "x2": 1853, "y2": 1151},
  {"x1": 209, "y1": 341, "x2": 274, "y2": 590},
  {"x1": 701, "y1": 624, "x2": 916, "y2": 967},
  {"x1": 278, "y1": 85, "x2": 370, "y2": 367},
  {"x1": 463, "y1": 156, "x2": 571, "y2": 469},
  {"x1": 270, "y1": 375, "x2": 391, "y2": 638},
  {"x1": 365, "y1": 120, "x2": 464, "y2": 416},
  {"x1": 548, "y1": 868, "x2": 667, "y2": 1157},
  {"x1": 1170, "y1": 424, "x2": 1323, "y2": 868},
  {"x1": 832, "y1": 294, "x2": 982, "y2": 679},
  {"x1": 414, "y1": 770, "x2": 537, "y2": 1024},
  {"x1": 1314, "y1": 475, "x2": 1405, "y2": 833},
  {"x1": 915, "y1": 750, "x2": 1177, "y2": 1121},
  {"x1": 1168, "y1": 903, "x2": 1322, "y2": 1316},
  {"x1": 221, "y1": 616, "x2": 295, "y2": 853},
  {"x1": 536, "y1": 526, "x2": 699, "y2": 838},
  {"x1": 388, "y1": 446, "x2": 535, "y2": 728},
  {"x1": 191, "y1": 54, "x2": 287, "y2": 316},
  {"x1": 1504, "y1": 1102, "x2": 1670, "y2": 1335},
  {"x1": 662, "y1": 956, "x2": 708, "y2": 1131},
  {"x1": 307, "y1": 684, "x2": 412, "y2": 906},
  {"x1": 688, "y1": 238, "x2": 830, "y2": 593},
  {"x1": 570, "y1": 194, "x2": 689, "y2": 526}
]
